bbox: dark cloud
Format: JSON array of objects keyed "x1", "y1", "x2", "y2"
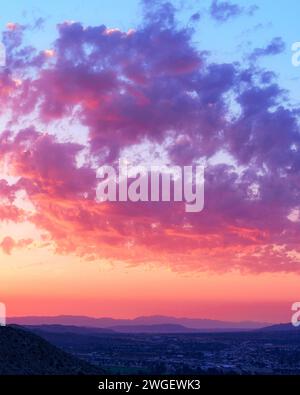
[
  {"x1": 210, "y1": 0, "x2": 243, "y2": 22},
  {"x1": 249, "y1": 37, "x2": 286, "y2": 61},
  {"x1": 210, "y1": 0, "x2": 258, "y2": 22},
  {"x1": 190, "y1": 12, "x2": 201, "y2": 22}
]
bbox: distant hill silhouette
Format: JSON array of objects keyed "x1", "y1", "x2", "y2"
[
  {"x1": 25, "y1": 323, "x2": 264, "y2": 335},
  {"x1": 258, "y1": 323, "x2": 300, "y2": 332},
  {"x1": 24, "y1": 324, "x2": 115, "y2": 335},
  {"x1": 106, "y1": 324, "x2": 197, "y2": 333},
  {"x1": 25, "y1": 323, "x2": 197, "y2": 334},
  {"x1": 0, "y1": 325, "x2": 104, "y2": 374},
  {"x1": 8, "y1": 315, "x2": 270, "y2": 331}
]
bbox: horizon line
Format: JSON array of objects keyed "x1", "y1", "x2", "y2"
[{"x1": 6, "y1": 313, "x2": 274, "y2": 324}]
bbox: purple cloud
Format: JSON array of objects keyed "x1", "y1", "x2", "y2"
[
  {"x1": 0, "y1": 2, "x2": 299, "y2": 273},
  {"x1": 249, "y1": 37, "x2": 286, "y2": 61}
]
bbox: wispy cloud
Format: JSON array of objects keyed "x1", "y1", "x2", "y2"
[{"x1": 209, "y1": 0, "x2": 258, "y2": 22}]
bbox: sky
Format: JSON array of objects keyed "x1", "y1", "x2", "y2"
[{"x1": 0, "y1": 0, "x2": 300, "y2": 323}]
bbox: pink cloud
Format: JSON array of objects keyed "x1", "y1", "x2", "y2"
[{"x1": 0, "y1": 2, "x2": 299, "y2": 273}]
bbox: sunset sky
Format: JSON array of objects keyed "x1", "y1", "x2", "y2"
[{"x1": 0, "y1": 0, "x2": 300, "y2": 323}]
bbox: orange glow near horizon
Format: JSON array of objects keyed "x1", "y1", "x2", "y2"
[{"x1": 1, "y1": 247, "x2": 298, "y2": 323}]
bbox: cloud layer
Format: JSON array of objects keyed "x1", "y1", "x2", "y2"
[{"x1": 0, "y1": 1, "x2": 299, "y2": 273}]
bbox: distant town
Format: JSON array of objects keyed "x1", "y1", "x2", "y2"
[{"x1": 23, "y1": 323, "x2": 300, "y2": 375}]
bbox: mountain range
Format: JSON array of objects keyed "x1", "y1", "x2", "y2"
[{"x1": 7, "y1": 315, "x2": 270, "y2": 331}]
